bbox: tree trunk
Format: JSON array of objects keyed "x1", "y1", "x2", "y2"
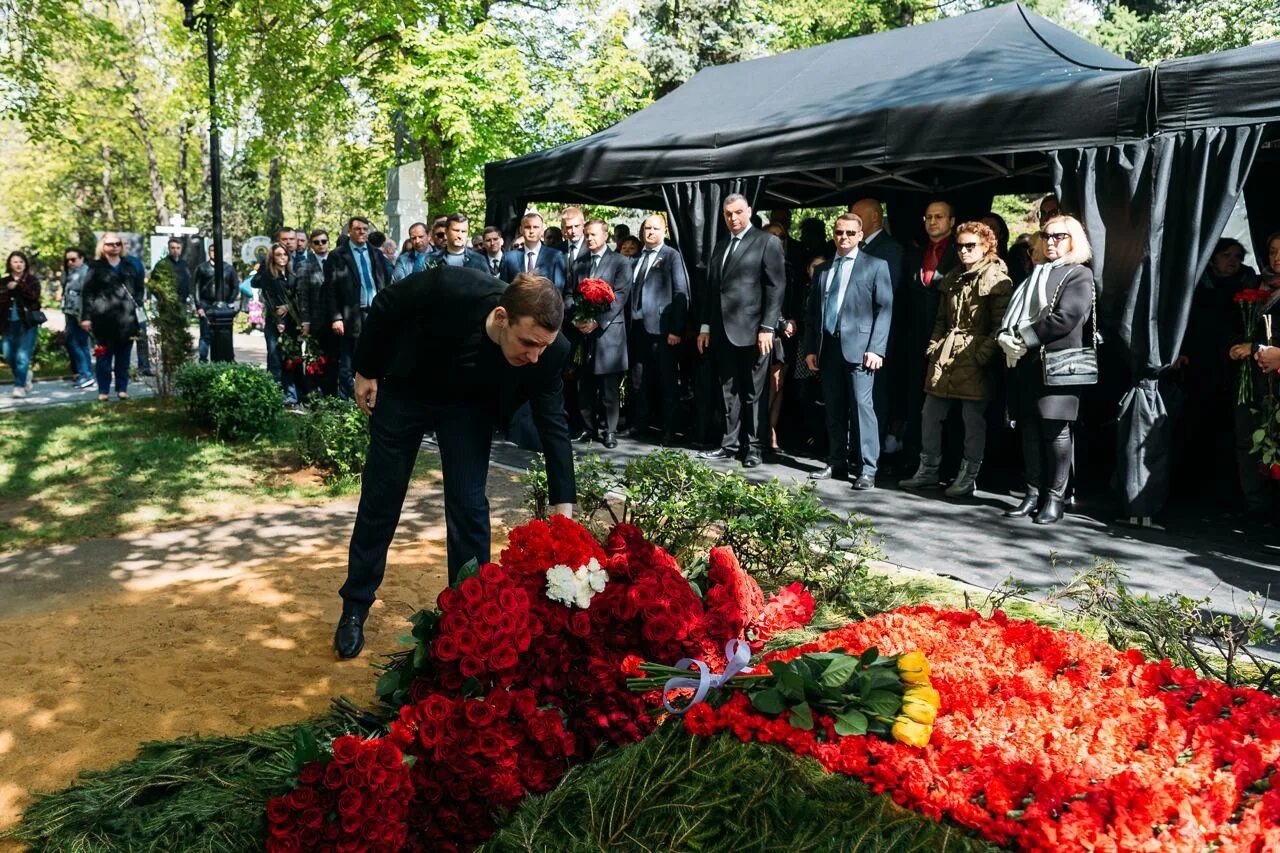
[
  {"x1": 115, "y1": 65, "x2": 171, "y2": 226},
  {"x1": 101, "y1": 143, "x2": 116, "y2": 223},
  {"x1": 266, "y1": 155, "x2": 284, "y2": 235},
  {"x1": 420, "y1": 125, "x2": 449, "y2": 217},
  {"x1": 177, "y1": 119, "x2": 191, "y2": 219}
]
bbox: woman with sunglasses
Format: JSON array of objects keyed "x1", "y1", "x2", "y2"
[
  {"x1": 995, "y1": 214, "x2": 1095, "y2": 525},
  {"x1": 81, "y1": 232, "x2": 145, "y2": 401},
  {"x1": 900, "y1": 221, "x2": 1012, "y2": 496}
]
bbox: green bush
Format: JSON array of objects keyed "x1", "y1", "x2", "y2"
[
  {"x1": 296, "y1": 396, "x2": 369, "y2": 481},
  {"x1": 174, "y1": 361, "x2": 282, "y2": 441}
]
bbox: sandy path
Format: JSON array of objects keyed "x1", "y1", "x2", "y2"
[{"x1": 0, "y1": 469, "x2": 529, "y2": 848}]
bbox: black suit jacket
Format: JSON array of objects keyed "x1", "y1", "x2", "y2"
[
  {"x1": 428, "y1": 248, "x2": 491, "y2": 274},
  {"x1": 899, "y1": 237, "x2": 961, "y2": 369},
  {"x1": 630, "y1": 243, "x2": 689, "y2": 337},
  {"x1": 702, "y1": 227, "x2": 787, "y2": 347},
  {"x1": 325, "y1": 243, "x2": 389, "y2": 336},
  {"x1": 354, "y1": 266, "x2": 576, "y2": 504},
  {"x1": 570, "y1": 249, "x2": 632, "y2": 376},
  {"x1": 861, "y1": 231, "x2": 906, "y2": 296}
]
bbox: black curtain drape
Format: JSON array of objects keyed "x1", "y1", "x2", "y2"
[
  {"x1": 660, "y1": 177, "x2": 766, "y2": 314},
  {"x1": 1052, "y1": 125, "x2": 1265, "y2": 516},
  {"x1": 484, "y1": 193, "x2": 528, "y2": 241}
]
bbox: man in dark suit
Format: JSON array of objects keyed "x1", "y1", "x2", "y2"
[
  {"x1": 629, "y1": 213, "x2": 689, "y2": 443},
  {"x1": 560, "y1": 206, "x2": 589, "y2": 268},
  {"x1": 697, "y1": 193, "x2": 786, "y2": 467},
  {"x1": 334, "y1": 271, "x2": 576, "y2": 658},
  {"x1": 499, "y1": 212, "x2": 566, "y2": 292},
  {"x1": 803, "y1": 213, "x2": 893, "y2": 490},
  {"x1": 288, "y1": 228, "x2": 326, "y2": 401},
  {"x1": 481, "y1": 226, "x2": 506, "y2": 276},
  {"x1": 568, "y1": 219, "x2": 631, "y2": 447},
  {"x1": 894, "y1": 200, "x2": 959, "y2": 463},
  {"x1": 851, "y1": 198, "x2": 905, "y2": 447},
  {"x1": 325, "y1": 216, "x2": 389, "y2": 399},
  {"x1": 429, "y1": 213, "x2": 490, "y2": 273}
]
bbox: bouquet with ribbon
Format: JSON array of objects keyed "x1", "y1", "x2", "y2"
[
  {"x1": 1234, "y1": 288, "x2": 1271, "y2": 404},
  {"x1": 626, "y1": 640, "x2": 939, "y2": 748},
  {"x1": 571, "y1": 277, "x2": 615, "y2": 325}
]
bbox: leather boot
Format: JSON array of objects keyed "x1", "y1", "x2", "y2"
[
  {"x1": 945, "y1": 459, "x2": 981, "y2": 497},
  {"x1": 898, "y1": 454, "x2": 942, "y2": 489},
  {"x1": 1033, "y1": 495, "x2": 1065, "y2": 525},
  {"x1": 1003, "y1": 488, "x2": 1039, "y2": 518}
]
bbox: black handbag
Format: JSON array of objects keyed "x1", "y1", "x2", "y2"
[
  {"x1": 26, "y1": 309, "x2": 47, "y2": 326},
  {"x1": 1041, "y1": 274, "x2": 1099, "y2": 387}
]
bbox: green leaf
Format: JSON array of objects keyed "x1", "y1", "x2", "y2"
[
  {"x1": 866, "y1": 668, "x2": 902, "y2": 690},
  {"x1": 375, "y1": 669, "x2": 402, "y2": 698},
  {"x1": 779, "y1": 668, "x2": 807, "y2": 699},
  {"x1": 863, "y1": 689, "x2": 901, "y2": 718},
  {"x1": 859, "y1": 647, "x2": 880, "y2": 667},
  {"x1": 818, "y1": 656, "x2": 858, "y2": 688},
  {"x1": 751, "y1": 688, "x2": 788, "y2": 715},
  {"x1": 290, "y1": 726, "x2": 321, "y2": 772},
  {"x1": 789, "y1": 702, "x2": 814, "y2": 731},
  {"x1": 454, "y1": 558, "x2": 480, "y2": 585},
  {"x1": 833, "y1": 709, "x2": 868, "y2": 736},
  {"x1": 461, "y1": 677, "x2": 485, "y2": 698}
]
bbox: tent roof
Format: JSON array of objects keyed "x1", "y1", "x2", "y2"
[
  {"x1": 1154, "y1": 39, "x2": 1280, "y2": 131},
  {"x1": 486, "y1": 3, "x2": 1148, "y2": 206}
]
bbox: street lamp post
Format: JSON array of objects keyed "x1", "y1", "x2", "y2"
[{"x1": 181, "y1": 0, "x2": 224, "y2": 291}]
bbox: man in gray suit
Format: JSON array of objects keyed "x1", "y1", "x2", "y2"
[
  {"x1": 697, "y1": 193, "x2": 786, "y2": 468},
  {"x1": 803, "y1": 212, "x2": 893, "y2": 490},
  {"x1": 629, "y1": 213, "x2": 689, "y2": 443},
  {"x1": 570, "y1": 219, "x2": 631, "y2": 447}
]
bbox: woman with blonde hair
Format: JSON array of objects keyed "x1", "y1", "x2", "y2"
[
  {"x1": 900, "y1": 221, "x2": 1012, "y2": 496},
  {"x1": 82, "y1": 231, "x2": 145, "y2": 401},
  {"x1": 995, "y1": 214, "x2": 1095, "y2": 524}
]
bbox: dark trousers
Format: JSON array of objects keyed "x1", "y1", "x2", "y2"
[
  {"x1": 630, "y1": 329, "x2": 680, "y2": 435},
  {"x1": 95, "y1": 340, "x2": 132, "y2": 395},
  {"x1": 197, "y1": 315, "x2": 210, "y2": 362},
  {"x1": 136, "y1": 324, "x2": 151, "y2": 370},
  {"x1": 337, "y1": 332, "x2": 358, "y2": 400},
  {"x1": 1235, "y1": 402, "x2": 1271, "y2": 510},
  {"x1": 819, "y1": 337, "x2": 880, "y2": 475},
  {"x1": 579, "y1": 370, "x2": 622, "y2": 435},
  {"x1": 1021, "y1": 414, "x2": 1072, "y2": 498},
  {"x1": 340, "y1": 387, "x2": 496, "y2": 613},
  {"x1": 715, "y1": 338, "x2": 768, "y2": 455},
  {"x1": 315, "y1": 326, "x2": 342, "y2": 397}
]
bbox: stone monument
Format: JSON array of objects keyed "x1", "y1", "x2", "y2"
[{"x1": 384, "y1": 159, "x2": 427, "y2": 247}]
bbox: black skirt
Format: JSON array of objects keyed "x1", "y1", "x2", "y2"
[{"x1": 1009, "y1": 352, "x2": 1080, "y2": 422}]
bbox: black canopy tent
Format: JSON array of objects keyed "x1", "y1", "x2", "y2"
[{"x1": 484, "y1": 3, "x2": 1280, "y2": 516}]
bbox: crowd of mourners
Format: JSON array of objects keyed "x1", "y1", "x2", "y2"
[{"x1": 6, "y1": 195, "x2": 1278, "y2": 518}]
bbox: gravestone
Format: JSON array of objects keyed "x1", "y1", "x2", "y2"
[{"x1": 384, "y1": 159, "x2": 427, "y2": 247}]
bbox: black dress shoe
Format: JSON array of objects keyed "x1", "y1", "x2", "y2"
[
  {"x1": 743, "y1": 454, "x2": 762, "y2": 468},
  {"x1": 852, "y1": 474, "x2": 875, "y2": 490},
  {"x1": 334, "y1": 612, "x2": 367, "y2": 659},
  {"x1": 1003, "y1": 491, "x2": 1040, "y2": 518},
  {"x1": 809, "y1": 465, "x2": 847, "y2": 481},
  {"x1": 699, "y1": 448, "x2": 734, "y2": 460},
  {"x1": 602, "y1": 432, "x2": 618, "y2": 449},
  {"x1": 1033, "y1": 495, "x2": 1065, "y2": 525}
]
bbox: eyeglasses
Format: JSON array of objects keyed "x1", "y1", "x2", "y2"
[
  {"x1": 833, "y1": 229, "x2": 860, "y2": 237},
  {"x1": 1041, "y1": 232, "x2": 1071, "y2": 244},
  {"x1": 434, "y1": 232, "x2": 446, "y2": 239},
  {"x1": 103, "y1": 241, "x2": 122, "y2": 247},
  {"x1": 311, "y1": 238, "x2": 328, "y2": 245},
  {"x1": 956, "y1": 242, "x2": 981, "y2": 251}
]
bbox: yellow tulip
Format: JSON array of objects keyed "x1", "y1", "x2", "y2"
[
  {"x1": 905, "y1": 684, "x2": 941, "y2": 709},
  {"x1": 901, "y1": 693, "x2": 938, "y2": 725},
  {"x1": 897, "y1": 650, "x2": 931, "y2": 685},
  {"x1": 891, "y1": 715, "x2": 933, "y2": 748}
]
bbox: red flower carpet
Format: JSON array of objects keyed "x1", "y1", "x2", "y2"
[
  {"x1": 685, "y1": 606, "x2": 1280, "y2": 852},
  {"x1": 266, "y1": 518, "x2": 1280, "y2": 851}
]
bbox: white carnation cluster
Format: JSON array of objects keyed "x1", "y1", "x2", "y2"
[{"x1": 545, "y1": 557, "x2": 608, "y2": 609}]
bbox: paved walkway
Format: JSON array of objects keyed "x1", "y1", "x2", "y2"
[{"x1": 0, "y1": 309, "x2": 267, "y2": 413}]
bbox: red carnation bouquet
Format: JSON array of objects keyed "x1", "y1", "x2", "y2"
[
  {"x1": 571, "y1": 277, "x2": 615, "y2": 325},
  {"x1": 1233, "y1": 288, "x2": 1271, "y2": 404}
]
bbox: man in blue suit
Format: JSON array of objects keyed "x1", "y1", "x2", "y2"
[
  {"x1": 802, "y1": 212, "x2": 893, "y2": 490},
  {"x1": 629, "y1": 213, "x2": 689, "y2": 443},
  {"x1": 429, "y1": 213, "x2": 490, "y2": 273},
  {"x1": 499, "y1": 212, "x2": 566, "y2": 293}
]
